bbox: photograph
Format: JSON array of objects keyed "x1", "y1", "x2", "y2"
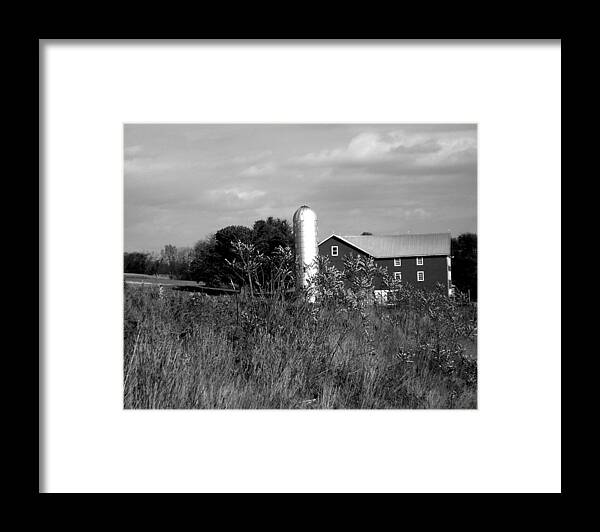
[
  {"x1": 42, "y1": 39, "x2": 561, "y2": 493},
  {"x1": 124, "y1": 123, "x2": 478, "y2": 409}
]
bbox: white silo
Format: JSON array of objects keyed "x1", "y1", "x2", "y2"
[{"x1": 293, "y1": 205, "x2": 318, "y2": 299}]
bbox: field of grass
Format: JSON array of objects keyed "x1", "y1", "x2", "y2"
[{"x1": 124, "y1": 282, "x2": 477, "y2": 409}]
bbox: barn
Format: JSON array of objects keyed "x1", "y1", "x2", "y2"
[{"x1": 318, "y1": 233, "x2": 453, "y2": 296}]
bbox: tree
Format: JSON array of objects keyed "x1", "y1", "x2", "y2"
[
  {"x1": 214, "y1": 225, "x2": 253, "y2": 263},
  {"x1": 188, "y1": 226, "x2": 253, "y2": 287},
  {"x1": 145, "y1": 251, "x2": 162, "y2": 275},
  {"x1": 251, "y1": 217, "x2": 294, "y2": 255},
  {"x1": 250, "y1": 217, "x2": 294, "y2": 288},
  {"x1": 187, "y1": 219, "x2": 295, "y2": 288},
  {"x1": 189, "y1": 234, "x2": 222, "y2": 286},
  {"x1": 174, "y1": 247, "x2": 193, "y2": 279},
  {"x1": 161, "y1": 244, "x2": 178, "y2": 277},
  {"x1": 124, "y1": 252, "x2": 151, "y2": 274},
  {"x1": 451, "y1": 233, "x2": 477, "y2": 301}
]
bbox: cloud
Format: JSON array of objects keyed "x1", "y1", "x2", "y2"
[
  {"x1": 124, "y1": 144, "x2": 144, "y2": 158},
  {"x1": 209, "y1": 187, "x2": 266, "y2": 202},
  {"x1": 403, "y1": 208, "x2": 431, "y2": 219},
  {"x1": 239, "y1": 162, "x2": 276, "y2": 177},
  {"x1": 289, "y1": 129, "x2": 476, "y2": 177},
  {"x1": 124, "y1": 158, "x2": 188, "y2": 175},
  {"x1": 124, "y1": 124, "x2": 477, "y2": 251},
  {"x1": 231, "y1": 150, "x2": 273, "y2": 165},
  {"x1": 291, "y1": 131, "x2": 437, "y2": 163}
]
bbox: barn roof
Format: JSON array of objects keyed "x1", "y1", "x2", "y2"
[{"x1": 319, "y1": 233, "x2": 451, "y2": 258}]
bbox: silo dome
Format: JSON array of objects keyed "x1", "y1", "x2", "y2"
[{"x1": 293, "y1": 205, "x2": 316, "y2": 223}]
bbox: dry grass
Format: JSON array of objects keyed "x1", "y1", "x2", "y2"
[{"x1": 124, "y1": 283, "x2": 477, "y2": 409}]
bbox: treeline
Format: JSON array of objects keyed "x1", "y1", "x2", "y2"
[
  {"x1": 124, "y1": 216, "x2": 293, "y2": 287},
  {"x1": 125, "y1": 219, "x2": 477, "y2": 300},
  {"x1": 123, "y1": 245, "x2": 194, "y2": 279}
]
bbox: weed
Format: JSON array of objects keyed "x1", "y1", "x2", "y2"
[{"x1": 124, "y1": 243, "x2": 477, "y2": 409}]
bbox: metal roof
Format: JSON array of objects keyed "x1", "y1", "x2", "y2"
[{"x1": 320, "y1": 233, "x2": 451, "y2": 258}]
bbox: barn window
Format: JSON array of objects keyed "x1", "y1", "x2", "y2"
[
  {"x1": 394, "y1": 271, "x2": 402, "y2": 281},
  {"x1": 394, "y1": 258, "x2": 401, "y2": 266},
  {"x1": 417, "y1": 271, "x2": 425, "y2": 282},
  {"x1": 416, "y1": 257, "x2": 424, "y2": 266},
  {"x1": 331, "y1": 245, "x2": 338, "y2": 257}
]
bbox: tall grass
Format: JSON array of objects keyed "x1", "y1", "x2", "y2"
[{"x1": 124, "y1": 280, "x2": 477, "y2": 409}]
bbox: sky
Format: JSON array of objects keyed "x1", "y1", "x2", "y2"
[{"x1": 124, "y1": 124, "x2": 477, "y2": 252}]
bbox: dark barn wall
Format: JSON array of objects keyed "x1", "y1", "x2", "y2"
[
  {"x1": 318, "y1": 236, "x2": 449, "y2": 291},
  {"x1": 319, "y1": 235, "x2": 368, "y2": 269},
  {"x1": 375, "y1": 256, "x2": 449, "y2": 291}
]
